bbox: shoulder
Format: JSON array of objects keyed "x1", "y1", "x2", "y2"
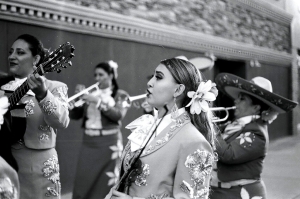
[
  {"x1": 244, "y1": 119, "x2": 267, "y2": 133},
  {"x1": 176, "y1": 122, "x2": 213, "y2": 153},
  {"x1": 44, "y1": 78, "x2": 68, "y2": 90},
  {"x1": 243, "y1": 119, "x2": 268, "y2": 140},
  {"x1": 0, "y1": 75, "x2": 14, "y2": 87}
]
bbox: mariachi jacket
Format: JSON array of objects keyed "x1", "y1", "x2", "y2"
[
  {"x1": 107, "y1": 112, "x2": 215, "y2": 199},
  {"x1": 69, "y1": 89, "x2": 129, "y2": 131},
  {"x1": 216, "y1": 119, "x2": 269, "y2": 182},
  {"x1": 0, "y1": 77, "x2": 69, "y2": 150}
]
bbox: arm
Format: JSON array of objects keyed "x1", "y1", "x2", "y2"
[
  {"x1": 172, "y1": 140, "x2": 214, "y2": 199},
  {"x1": 216, "y1": 128, "x2": 266, "y2": 164},
  {"x1": 39, "y1": 85, "x2": 70, "y2": 129},
  {"x1": 100, "y1": 90, "x2": 129, "y2": 122}
]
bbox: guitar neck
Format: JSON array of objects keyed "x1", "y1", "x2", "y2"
[
  {"x1": 8, "y1": 68, "x2": 42, "y2": 110},
  {"x1": 8, "y1": 79, "x2": 30, "y2": 110}
]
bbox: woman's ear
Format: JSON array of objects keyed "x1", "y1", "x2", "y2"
[
  {"x1": 33, "y1": 55, "x2": 41, "y2": 66},
  {"x1": 174, "y1": 84, "x2": 185, "y2": 98}
]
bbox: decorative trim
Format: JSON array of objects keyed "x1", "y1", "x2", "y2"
[{"x1": 0, "y1": 0, "x2": 293, "y2": 66}]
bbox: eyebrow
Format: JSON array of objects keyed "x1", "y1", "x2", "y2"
[{"x1": 155, "y1": 71, "x2": 164, "y2": 76}]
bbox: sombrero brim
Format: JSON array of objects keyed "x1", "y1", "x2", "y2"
[
  {"x1": 189, "y1": 56, "x2": 214, "y2": 71},
  {"x1": 215, "y1": 73, "x2": 298, "y2": 113}
]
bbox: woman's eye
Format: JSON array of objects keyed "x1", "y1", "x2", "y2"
[{"x1": 155, "y1": 75, "x2": 162, "y2": 80}]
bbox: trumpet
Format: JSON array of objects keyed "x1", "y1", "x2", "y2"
[
  {"x1": 210, "y1": 106, "x2": 236, "y2": 122},
  {"x1": 68, "y1": 82, "x2": 100, "y2": 107},
  {"x1": 122, "y1": 94, "x2": 147, "y2": 108}
]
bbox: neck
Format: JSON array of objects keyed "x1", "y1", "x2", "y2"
[{"x1": 157, "y1": 101, "x2": 180, "y2": 118}]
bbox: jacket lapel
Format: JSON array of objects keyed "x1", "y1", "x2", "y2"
[{"x1": 140, "y1": 112, "x2": 190, "y2": 157}]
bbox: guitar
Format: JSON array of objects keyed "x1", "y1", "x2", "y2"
[{"x1": 0, "y1": 42, "x2": 75, "y2": 170}]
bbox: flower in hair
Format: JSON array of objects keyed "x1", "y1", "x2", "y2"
[
  {"x1": 186, "y1": 80, "x2": 216, "y2": 114},
  {"x1": 108, "y1": 60, "x2": 118, "y2": 79}
]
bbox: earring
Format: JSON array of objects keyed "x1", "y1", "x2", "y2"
[{"x1": 171, "y1": 97, "x2": 179, "y2": 119}]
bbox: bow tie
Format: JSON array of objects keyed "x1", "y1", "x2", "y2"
[{"x1": 126, "y1": 114, "x2": 157, "y2": 152}]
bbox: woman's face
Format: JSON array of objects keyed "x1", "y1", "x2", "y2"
[
  {"x1": 94, "y1": 68, "x2": 112, "y2": 89},
  {"x1": 146, "y1": 64, "x2": 178, "y2": 110},
  {"x1": 8, "y1": 39, "x2": 35, "y2": 78},
  {"x1": 234, "y1": 93, "x2": 259, "y2": 119}
]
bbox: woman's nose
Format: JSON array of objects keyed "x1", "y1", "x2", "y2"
[
  {"x1": 8, "y1": 53, "x2": 15, "y2": 60},
  {"x1": 147, "y1": 79, "x2": 153, "y2": 88}
]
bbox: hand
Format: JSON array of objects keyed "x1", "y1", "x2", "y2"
[
  {"x1": 81, "y1": 94, "x2": 99, "y2": 104},
  {"x1": 141, "y1": 101, "x2": 153, "y2": 113},
  {"x1": 75, "y1": 84, "x2": 86, "y2": 94},
  {"x1": 111, "y1": 190, "x2": 133, "y2": 199},
  {"x1": 27, "y1": 73, "x2": 47, "y2": 100}
]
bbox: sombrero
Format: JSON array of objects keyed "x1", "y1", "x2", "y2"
[
  {"x1": 176, "y1": 55, "x2": 214, "y2": 71},
  {"x1": 215, "y1": 73, "x2": 298, "y2": 113}
]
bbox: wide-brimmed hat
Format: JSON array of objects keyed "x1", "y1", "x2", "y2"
[
  {"x1": 215, "y1": 73, "x2": 298, "y2": 113},
  {"x1": 176, "y1": 55, "x2": 215, "y2": 71}
]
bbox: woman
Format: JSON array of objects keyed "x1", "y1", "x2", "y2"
[
  {"x1": 211, "y1": 73, "x2": 298, "y2": 199},
  {"x1": 106, "y1": 58, "x2": 218, "y2": 199},
  {"x1": 0, "y1": 34, "x2": 70, "y2": 198},
  {"x1": 69, "y1": 60, "x2": 130, "y2": 199}
]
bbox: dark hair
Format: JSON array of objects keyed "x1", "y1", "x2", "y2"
[
  {"x1": 16, "y1": 34, "x2": 46, "y2": 66},
  {"x1": 160, "y1": 58, "x2": 217, "y2": 150},
  {"x1": 95, "y1": 62, "x2": 119, "y2": 97}
]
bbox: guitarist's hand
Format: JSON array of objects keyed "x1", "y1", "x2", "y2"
[
  {"x1": 111, "y1": 190, "x2": 133, "y2": 199},
  {"x1": 27, "y1": 73, "x2": 47, "y2": 101}
]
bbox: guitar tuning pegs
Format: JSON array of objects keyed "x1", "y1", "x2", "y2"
[
  {"x1": 70, "y1": 53, "x2": 75, "y2": 58},
  {"x1": 66, "y1": 42, "x2": 70, "y2": 45},
  {"x1": 68, "y1": 61, "x2": 72, "y2": 66}
]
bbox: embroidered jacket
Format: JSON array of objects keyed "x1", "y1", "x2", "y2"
[
  {"x1": 1, "y1": 77, "x2": 69, "y2": 150},
  {"x1": 107, "y1": 112, "x2": 214, "y2": 199},
  {"x1": 69, "y1": 89, "x2": 129, "y2": 131},
  {"x1": 216, "y1": 119, "x2": 269, "y2": 182},
  {"x1": 0, "y1": 156, "x2": 19, "y2": 199}
]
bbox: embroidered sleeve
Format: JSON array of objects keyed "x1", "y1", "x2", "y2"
[
  {"x1": 216, "y1": 130, "x2": 266, "y2": 164},
  {"x1": 100, "y1": 90, "x2": 129, "y2": 122},
  {"x1": 0, "y1": 177, "x2": 18, "y2": 199},
  {"x1": 39, "y1": 85, "x2": 70, "y2": 129},
  {"x1": 173, "y1": 142, "x2": 214, "y2": 199}
]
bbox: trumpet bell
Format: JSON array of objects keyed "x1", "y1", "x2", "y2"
[
  {"x1": 122, "y1": 94, "x2": 147, "y2": 108},
  {"x1": 210, "y1": 106, "x2": 236, "y2": 122}
]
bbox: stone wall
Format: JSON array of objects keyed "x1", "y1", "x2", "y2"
[{"x1": 54, "y1": 0, "x2": 291, "y2": 53}]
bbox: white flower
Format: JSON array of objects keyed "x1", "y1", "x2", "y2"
[
  {"x1": 108, "y1": 60, "x2": 118, "y2": 78},
  {"x1": 237, "y1": 132, "x2": 253, "y2": 145},
  {"x1": 109, "y1": 140, "x2": 123, "y2": 160},
  {"x1": 106, "y1": 166, "x2": 119, "y2": 186},
  {"x1": 185, "y1": 80, "x2": 216, "y2": 114},
  {"x1": 241, "y1": 187, "x2": 263, "y2": 199}
]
